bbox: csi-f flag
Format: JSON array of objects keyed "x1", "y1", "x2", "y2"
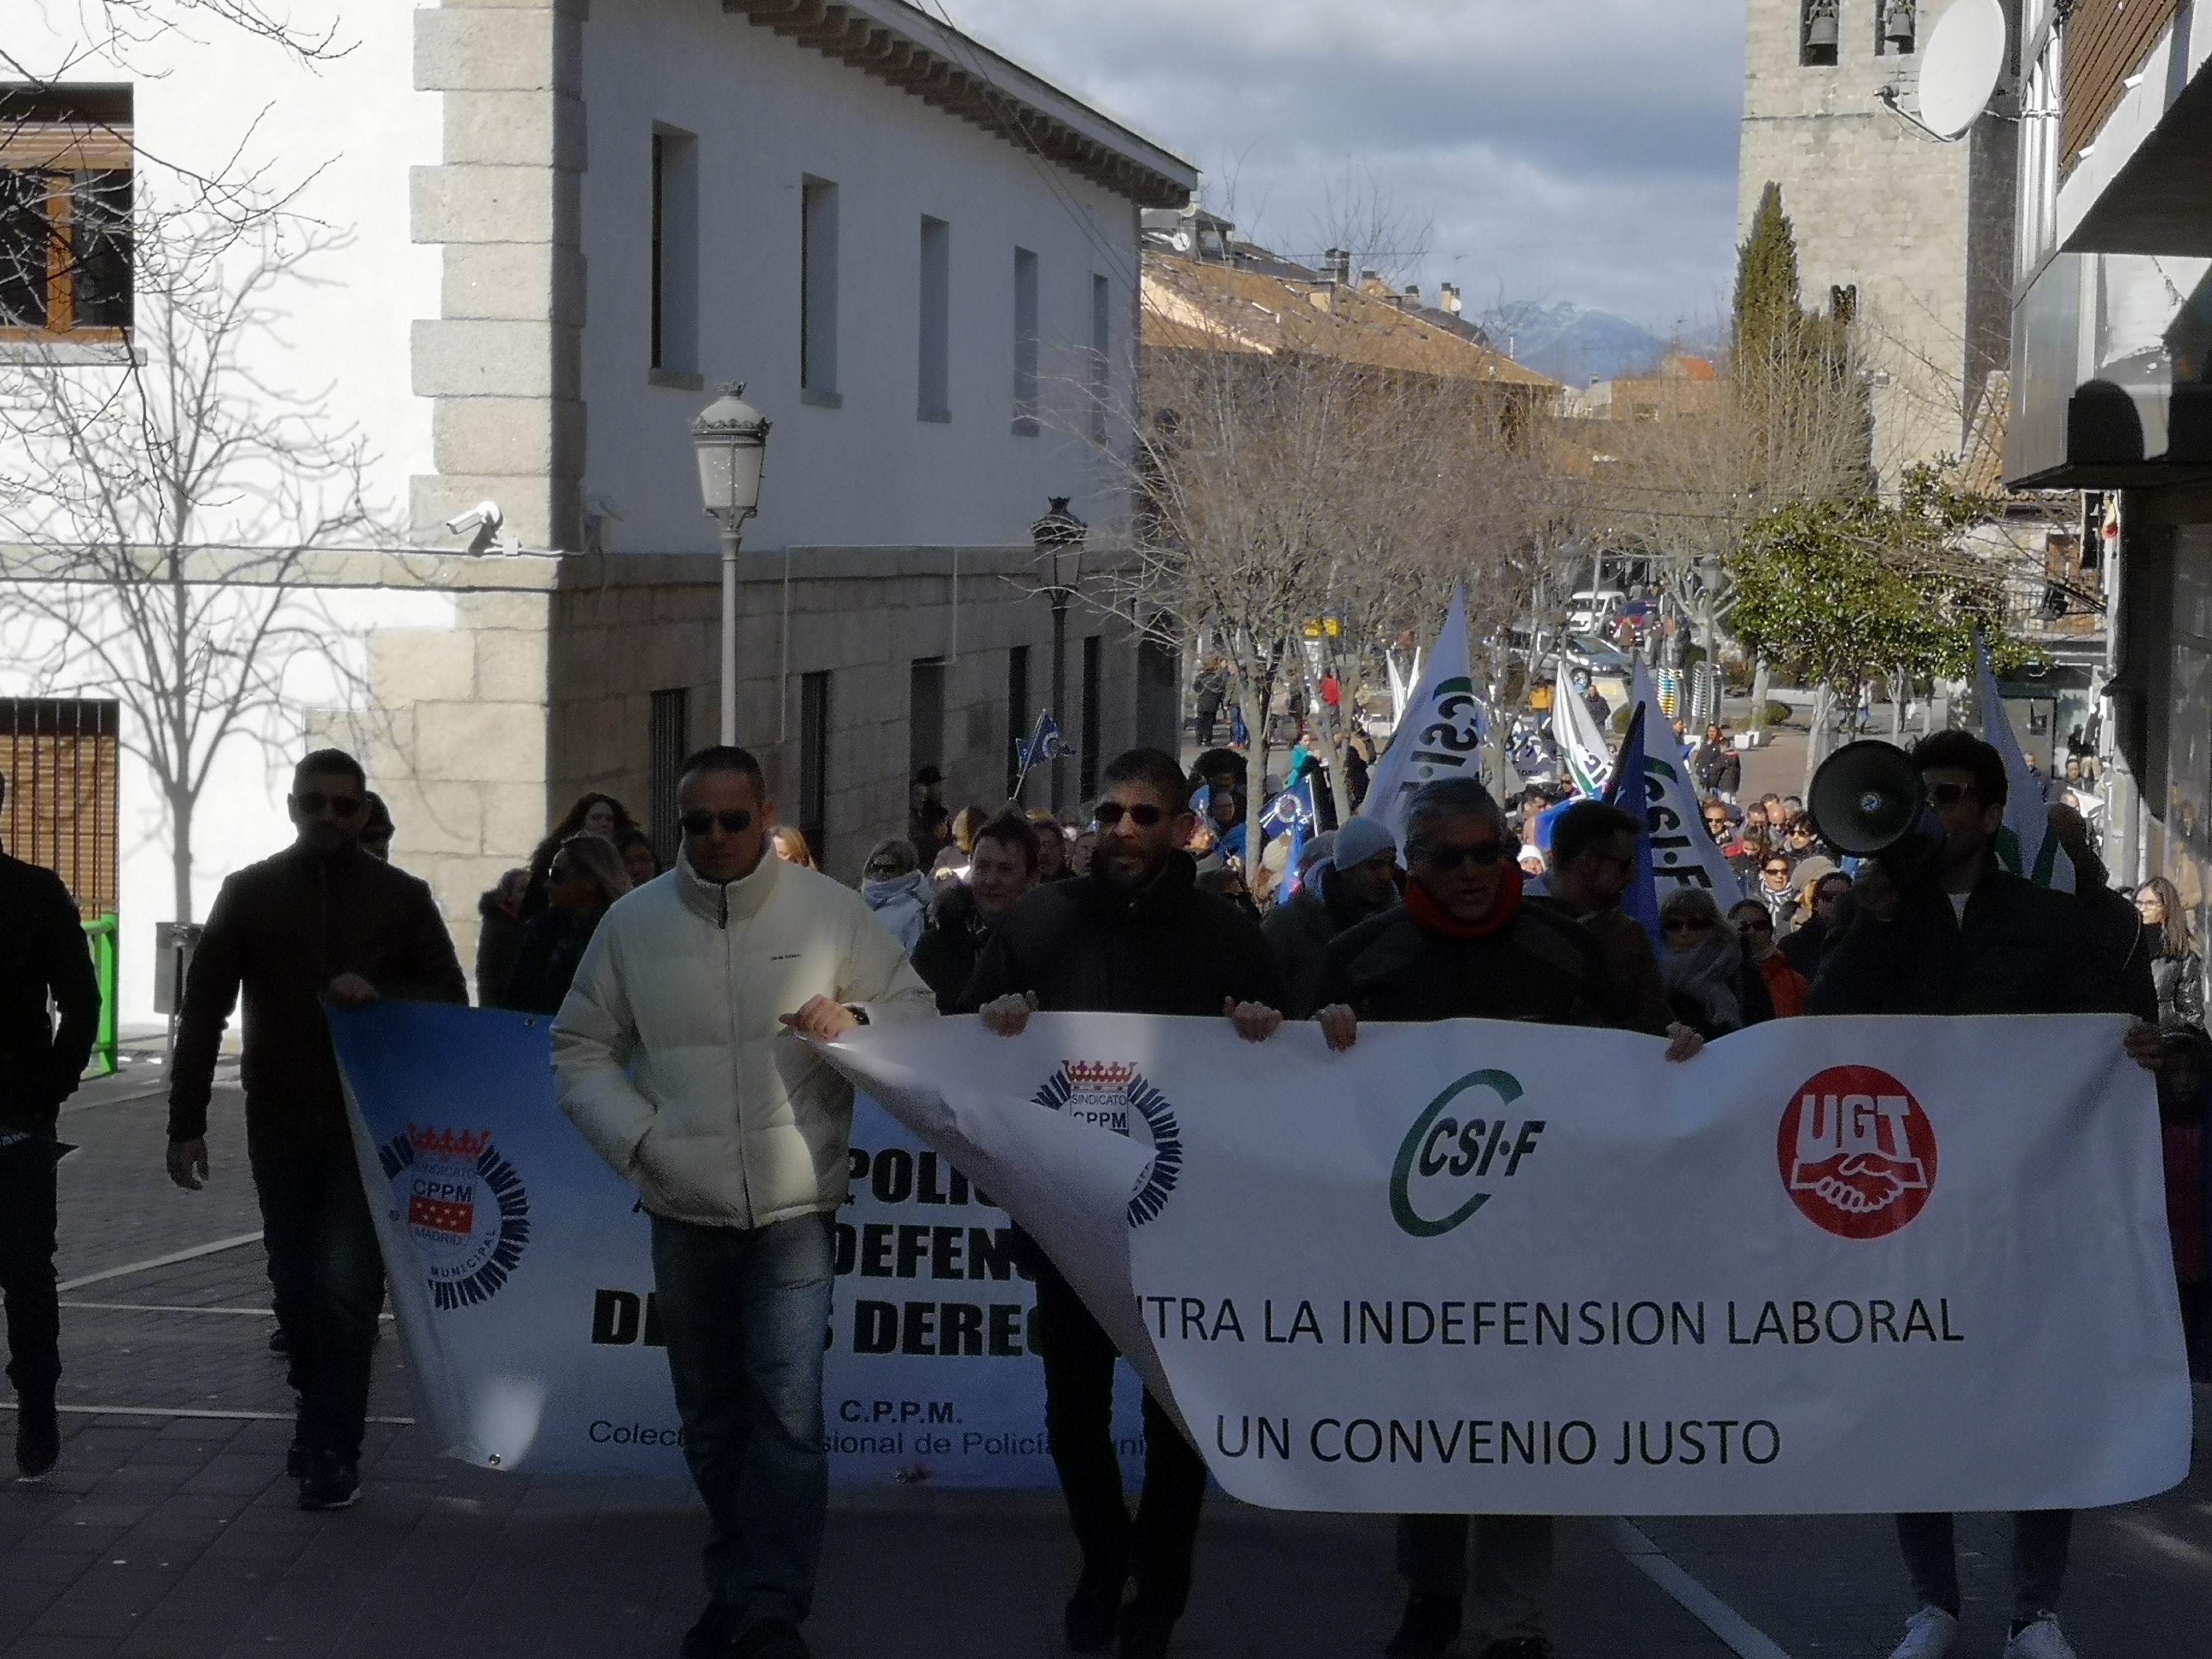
[
  {"x1": 1553, "y1": 660, "x2": 1613, "y2": 798},
  {"x1": 1627, "y1": 660, "x2": 1745, "y2": 909},
  {"x1": 1975, "y1": 633, "x2": 2074, "y2": 891},
  {"x1": 1360, "y1": 588, "x2": 1484, "y2": 843},
  {"x1": 1600, "y1": 703, "x2": 1663, "y2": 943}
]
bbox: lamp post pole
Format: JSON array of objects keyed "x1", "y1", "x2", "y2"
[
  {"x1": 690, "y1": 384, "x2": 771, "y2": 748},
  {"x1": 1050, "y1": 590, "x2": 1069, "y2": 811},
  {"x1": 719, "y1": 519, "x2": 743, "y2": 744},
  {"x1": 1031, "y1": 497, "x2": 1087, "y2": 814}
]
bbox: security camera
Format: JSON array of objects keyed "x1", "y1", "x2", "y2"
[{"x1": 444, "y1": 500, "x2": 503, "y2": 538}]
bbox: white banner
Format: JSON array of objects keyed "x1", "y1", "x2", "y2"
[
  {"x1": 819, "y1": 1011, "x2": 2192, "y2": 1515},
  {"x1": 329, "y1": 1003, "x2": 1144, "y2": 1482}
]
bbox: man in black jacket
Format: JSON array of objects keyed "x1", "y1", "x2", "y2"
[
  {"x1": 1807, "y1": 731, "x2": 2158, "y2": 1659},
  {"x1": 962, "y1": 747, "x2": 1283, "y2": 1659},
  {"x1": 0, "y1": 773, "x2": 102, "y2": 1480},
  {"x1": 167, "y1": 749, "x2": 467, "y2": 1511},
  {"x1": 1312, "y1": 777, "x2": 1692, "y2": 1659}
]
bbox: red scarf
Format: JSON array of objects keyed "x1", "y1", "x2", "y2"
[{"x1": 1406, "y1": 866, "x2": 1523, "y2": 939}]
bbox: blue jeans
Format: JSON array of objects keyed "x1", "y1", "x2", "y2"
[{"x1": 651, "y1": 1212, "x2": 835, "y2": 1629}]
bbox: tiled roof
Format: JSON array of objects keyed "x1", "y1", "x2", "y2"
[{"x1": 1141, "y1": 253, "x2": 1556, "y2": 387}]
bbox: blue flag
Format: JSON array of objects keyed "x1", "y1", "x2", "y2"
[
  {"x1": 1259, "y1": 776, "x2": 1316, "y2": 837},
  {"x1": 1016, "y1": 710, "x2": 1065, "y2": 771},
  {"x1": 1601, "y1": 703, "x2": 1661, "y2": 947}
]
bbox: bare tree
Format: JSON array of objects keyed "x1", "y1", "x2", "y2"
[{"x1": 0, "y1": 210, "x2": 381, "y2": 922}]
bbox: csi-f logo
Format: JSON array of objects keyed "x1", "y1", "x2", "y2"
[
  {"x1": 1390, "y1": 1069, "x2": 1544, "y2": 1238},
  {"x1": 1778, "y1": 1065, "x2": 1937, "y2": 1240}
]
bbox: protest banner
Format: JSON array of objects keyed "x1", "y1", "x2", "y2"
[
  {"x1": 1626, "y1": 660, "x2": 1745, "y2": 908},
  {"x1": 329, "y1": 1002, "x2": 1144, "y2": 1482},
  {"x1": 817, "y1": 1010, "x2": 2191, "y2": 1516}
]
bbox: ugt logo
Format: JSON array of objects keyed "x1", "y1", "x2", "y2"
[
  {"x1": 1390, "y1": 1069, "x2": 1544, "y2": 1238},
  {"x1": 1778, "y1": 1065, "x2": 1937, "y2": 1240}
]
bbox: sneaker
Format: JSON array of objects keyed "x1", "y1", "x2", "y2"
[
  {"x1": 1476, "y1": 1641, "x2": 1554, "y2": 1659},
  {"x1": 1064, "y1": 1563, "x2": 1126, "y2": 1653},
  {"x1": 679, "y1": 1603, "x2": 737, "y2": 1659},
  {"x1": 14, "y1": 1400, "x2": 60, "y2": 1480},
  {"x1": 1386, "y1": 1592, "x2": 1463, "y2": 1658},
  {"x1": 2003, "y1": 1615, "x2": 2079, "y2": 1659},
  {"x1": 1888, "y1": 1606, "x2": 1960, "y2": 1659},
  {"x1": 296, "y1": 1449, "x2": 360, "y2": 1510},
  {"x1": 730, "y1": 1618, "x2": 809, "y2": 1659}
]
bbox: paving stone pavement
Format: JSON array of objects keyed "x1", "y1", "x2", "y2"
[{"x1": 4, "y1": 1065, "x2": 2207, "y2": 1658}]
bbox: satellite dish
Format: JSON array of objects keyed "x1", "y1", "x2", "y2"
[{"x1": 1917, "y1": 0, "x2": 2008, "y2": 139}]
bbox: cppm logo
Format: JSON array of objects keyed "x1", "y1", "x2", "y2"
[
  {"x1": 1778, "y1": 1065, "x2": 1938, "y2": 1239},
  {"x1": 1390, "y1": 1069, "x2": 1543, "y2": 1238},
  {"x1": 1033, "y1": 1061, "x2": 1182, "y2": 1225},
  {"x1": 378, "y1": 1124, "x2": 532, "y2": 1308}
]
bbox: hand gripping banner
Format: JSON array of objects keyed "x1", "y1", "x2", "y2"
[
  {"x1": 814, "y1": 1011, "x2": 2193, "y2": 1515},
  {"x1": 328, "y1": 1003, "x2": 1144, "y2": 1481}
]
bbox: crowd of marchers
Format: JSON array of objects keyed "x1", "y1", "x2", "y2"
[{"x1": 0, "y1": 720, "x2": 2207, "y2": 1659}]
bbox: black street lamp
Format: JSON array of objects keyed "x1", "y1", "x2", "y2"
[{"x1": 1031, "y1": 497, "x2": 1087, "y2": 810}]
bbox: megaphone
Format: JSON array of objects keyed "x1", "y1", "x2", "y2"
[{"x1": 1807, "y1": 740, "x2": 1926, "y2": 857}]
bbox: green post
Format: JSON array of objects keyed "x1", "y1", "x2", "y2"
[{"x1": 81, "y1": 914, "x2": 118, "y2": 1079}]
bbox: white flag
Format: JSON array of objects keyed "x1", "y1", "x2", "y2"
[
  {"x1": 1552, "y1": 660, "x2": 1613, "y2": 797},
  {"x1": 1974, "y1": 635, "x2": 2074, "y2": 891},
  {"x1": 1361, "y1": 588, "x2": 1483, "y2": 843},
  {"x1": 1629, "y1": 661, "x2": 1746, "y2": 906}
]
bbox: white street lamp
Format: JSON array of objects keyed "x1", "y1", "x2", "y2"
[{"x1": 691, "y1": 384, "x2": 771, "y2": 745}]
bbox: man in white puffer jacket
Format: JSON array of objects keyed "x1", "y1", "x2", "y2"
[{"x1": 554, "y1": 745, "x2": 934, "y2": 1659}]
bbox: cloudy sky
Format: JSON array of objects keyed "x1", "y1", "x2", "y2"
[{"x1": 947, "y1": 0, "x2": 1747, "y2": 335}]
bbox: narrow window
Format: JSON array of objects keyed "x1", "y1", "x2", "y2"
[
  {"x1": 649, "y1": 127, "x2": 699, "y2": 381},
  {"x1": 648, "y1": 688, "x2": 690, "y2": 866},
  {"x1": 1874, "y1": 0, "x2": 1915, "y2": 57},
  {"x1": 909, "y1": 659, "x2": 947, "y2": 786},
  {"x1": 801, "y1": 177, "x2": 840, "y2": 404},
  {"x1": 1012, "y1": 247, "x2": 1039, "y2": 435},
  {"x1": 1005, "y1": 644, "x2": 1030, "y2": 800},
  {"x1": 1088, "y1": 273, "x2": 1111, "y2": 443},
  {"x1": 919, "y1": 216, "x2": 950, "y2": 421},
  {"x1": 799, "y1": 671, "x2": 831, "y2": 860},
  {"x1": 1800, "y1": 0, "x2": 1838, "y2": 67},
  {"x1": 0, "y1": 82, "x2": 134, "y2": 340},
  {"x1": 1079, "y1": 634, "x2": 1102, "y2": 800}
]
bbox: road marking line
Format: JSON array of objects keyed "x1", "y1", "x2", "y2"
[
  {"x1": 58, "y1": 1230, "x2": 263, "y2": 1291},
  {"x1": 61, "y1": 1302, "x2": 275, "y2": 1316},
  {"x1": 0, "y1": 1402, "x2": 414, "y2": 1425},
  {"x1": 1609, "y1": 1518, "x2": 1794, "y2": 1659}
]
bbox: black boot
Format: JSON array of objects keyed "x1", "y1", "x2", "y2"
[
  {"x1": 1064, "y1": 1560, "x2": 1126, "y2": 1653},
  {"x1": 1386, "y1": 1592, "x2": 1462, "y2": 1658},
  {"x1": 1118, "y1": 1606, "x2": 1173, "y2": 1659},
  {"x1": 14, "y1": 1395, "x2": 60, "y2": 1480}
]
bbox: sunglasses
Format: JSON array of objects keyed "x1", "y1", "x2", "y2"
[
  {"x1": 296, "y1": 791, "x2": 363, "y2": 819},
  {"x1": 1094, "y1": 802, "x2": 1166, "y2": 828},
  {"x1": 1926, "y1": 781, "x2": 1974, "y2": 808},
  {"x1": 1739, "y1": 916, "x2": 1774, "y2": 933},
  {"x1": 1414, "y1": 839, "x2": 1511, "y2": 872},
  {"x1": 1764, "y1": 864, "x2": 1791, "y2": 876},
  {"x1": 680, "y1": 808, "x2": 754, "y2": 837}
]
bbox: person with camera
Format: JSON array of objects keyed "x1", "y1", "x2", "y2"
[{"x1": 1806, "y1": 730, "x2": 2160, "y2": 1659}]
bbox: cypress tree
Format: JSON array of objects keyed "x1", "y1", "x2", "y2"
[{"x1": 1732, "y1": 181, "x2": 1803, "y2": 372}]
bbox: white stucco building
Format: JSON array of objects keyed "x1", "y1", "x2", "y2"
[{"x1": 2, "y1": 0, "x2": 1195, "y2": 1022}]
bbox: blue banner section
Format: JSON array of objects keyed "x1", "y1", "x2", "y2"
[{"x1": 328, "y1": 1000, "x2": 1142, "y2": 1482}]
